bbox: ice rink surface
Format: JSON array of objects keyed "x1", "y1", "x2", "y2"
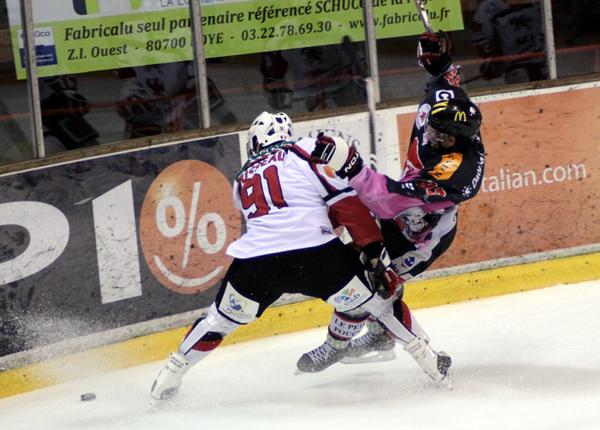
[{"x1": 2, "y1": 280, "x2": 600, "y2": 430}]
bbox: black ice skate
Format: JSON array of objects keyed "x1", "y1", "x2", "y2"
[
  {"x1": 296, "y1": 342, "x2": 346, "y2": 373},
  {"x1": 341, "y1": 330, "x2": 397, "y2": 364}
]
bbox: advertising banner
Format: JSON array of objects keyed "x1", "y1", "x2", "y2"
[
  {"x1": 7, "y1": 0, "x2": 464, "y2": 78},
  {"x1": 395, "y1": 85, "x2": 600, "y2": 268},
  {"x1": 0, "y1": 134, "x2": 242, "y2": 356}
]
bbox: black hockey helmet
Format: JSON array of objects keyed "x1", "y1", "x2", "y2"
[{"x1": 427, "y1": 98, "x2": 482, "y2": 140}]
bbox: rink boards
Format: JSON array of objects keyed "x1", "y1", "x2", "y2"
[
  {"x1": 1, "y1": 249, "x2": 600, "y2": 398},
  {"x1": 1, "y1": 80, "x2": 600, "y2": 398}
]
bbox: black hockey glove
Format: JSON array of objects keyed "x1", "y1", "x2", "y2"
[
  {"x1": 311, "y1": 132, "x2": 364, "y2": 179},
  {"x1": 361, "y1": 245, "x2": 402, "y2": 299},
  {"x1": 417, "y1": 31, "x2": 453, "y2": 76}
]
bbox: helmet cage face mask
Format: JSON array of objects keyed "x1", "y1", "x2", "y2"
[
  {"x1": 425, "y1": 124, "x2": 456, "y2": 148},
  {"x1": 246, "y1": 112, "x2": 293, "y2": 156}
]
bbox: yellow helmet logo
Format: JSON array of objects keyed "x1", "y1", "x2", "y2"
[
  {"x1": 431, "y1": 101, "x2": 448, "y2": 115},
  {"x1": 454, "y1": 111, "x2": 467, "y2": 122}
]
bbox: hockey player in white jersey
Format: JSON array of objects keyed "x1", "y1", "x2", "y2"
[
  {"x1": 151, "y1": 111, "x2": 443, "y2": 401},
  {"x1": 116, "y1": 62, "x2": 237, "y2": 138},
  {"x1": 151, "y1": 112, "x2": 378, "y2": 400}
]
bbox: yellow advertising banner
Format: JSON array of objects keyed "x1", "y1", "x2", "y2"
[
  {"x1": 7, "y1": 0, "x2": 464, "y2": 78},
  {"x1": 396, "y1": 85, "x2": 600, "y2": 268}
]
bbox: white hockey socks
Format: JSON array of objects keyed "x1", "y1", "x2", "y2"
[{"x1": 327, "y1": 310, "x2": 368, "y2": 349}]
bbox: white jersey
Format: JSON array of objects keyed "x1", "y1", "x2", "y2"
[
  {"x1": 119, "y1": 63, "x2": 191, "y2": 127},
  {"x1": 226, "y1": 137, "x2": 356, "y2": 258}
]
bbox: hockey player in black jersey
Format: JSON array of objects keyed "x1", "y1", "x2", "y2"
[{"x1": 297, "y1": 32, "x2": 485, "y2": 389}]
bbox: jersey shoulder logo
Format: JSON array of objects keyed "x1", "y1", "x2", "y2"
[
  {"x1": 405, "y1": 137, "x2": 424, "y2": 172},
  {"x1": 428, "y1": 153, "x2": 463, "y2": 180},
  {"x1": 416, "y1": 103, "x2": 431, "y2": 129},
  {"x1": 435, "y1": 89, "x2": 455, "y2": 102}
]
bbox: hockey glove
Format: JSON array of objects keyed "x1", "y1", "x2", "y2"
[
  {"x1": 388, "y1": 178, "x2": 447, "y2": 202},
  {"x1": 361, "y1": 246, "x2": 402, "y2": 299},
  {"x1": 417, "y1": 31, "x2": 453, "y2": 76},
  {"x1": 311, "y1": 132, "x2": 364, "y2": 179}
]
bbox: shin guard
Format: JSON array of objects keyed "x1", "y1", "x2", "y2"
[{"x1": 179, "y1": 304, "x2": 241, "y2": 366}]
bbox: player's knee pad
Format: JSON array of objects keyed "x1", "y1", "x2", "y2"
[
  {"x1": 216, "y1": 281, "x2": 260, "y2": 325},
  {"x1": 326, "y1": 276, "x2": 374, "y2": 312}
]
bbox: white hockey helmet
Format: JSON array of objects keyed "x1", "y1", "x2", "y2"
[{"x1": 246, "y1": 111, "x2": 293, "y2": 156}]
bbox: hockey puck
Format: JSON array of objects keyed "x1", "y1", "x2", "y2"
[{"x1": 80, "y1": 393, "x2": 96, "y2": 401}]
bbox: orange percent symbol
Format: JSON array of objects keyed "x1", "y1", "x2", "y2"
[{"x1": 140, "y1": 160, "x2": 240, "y2": 294}]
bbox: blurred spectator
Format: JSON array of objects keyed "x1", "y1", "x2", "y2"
[
  {"x1": 40, "y1": 75, "x2": 99, "y2": 154},
  {"x1": 553, "y1": 0, "x2": 600, "y2": 46},
  {"x1": 471, "y1": 0, "x2": 547, "y2": 84},
  {"x1": 116, "y1": 61, "x2": 236, "y2": 139},
  {"x1": 261, "y1": 36, "x2": 368, "y2": 112}
]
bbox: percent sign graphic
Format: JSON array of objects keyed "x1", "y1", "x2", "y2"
[
  {"x1": 157, "y1": 181, "x2": 227, "y2": 266},
  {"x1": 140, "y1": 160, "x2": 241, "y2": 294}
]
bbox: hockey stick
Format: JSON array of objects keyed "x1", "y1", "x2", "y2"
[
  {"x1": 365, "y1": 77, "x2": 378, "y2": 171},
  {"x1": 412, "y1": 0, "x2": 434, "y2": 32},
  {"x1": 362, "y1": 0, "x2": 379, "y2": 171}
]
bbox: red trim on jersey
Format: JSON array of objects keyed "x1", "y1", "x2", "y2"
[
  {"x1": 329, "y1": 196, "x2": 383, "y2": 247},
  {"x1": 289, "y1": 145, "x2": 339, "y2": 194},
  {"x1": 406, "y1": 137, "x2": 424, "y2": 170}
]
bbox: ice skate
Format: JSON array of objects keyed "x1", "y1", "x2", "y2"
[
  {"x1": 296, "y1": 342, "x2": 346, "y2": 374},
  {"x1": 150, "y1": 352, "x2": 190, "y2": 401},
  {"x1": 404, "y1": 336, "x2": 453, "y2": 390},
  {"x1": 435, "y1": 351, "x2": 453, "y2": 390},
  {"x1": 341, "y1": 330, "x2": 396, "y2": 364}
]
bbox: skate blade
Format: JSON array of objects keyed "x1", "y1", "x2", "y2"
[
  {"x1": 436, "y1": 369, "x2": 454, "y2": 391},
  {"x1": 147, "y1": 398, "x2": 169, "y2": 413},
  {"x1": 341, "y1": 349, "x2": 396, "y2": 364},
  {"x1": 147, "y1": 392, "x2": 179, "y2": 413}
]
